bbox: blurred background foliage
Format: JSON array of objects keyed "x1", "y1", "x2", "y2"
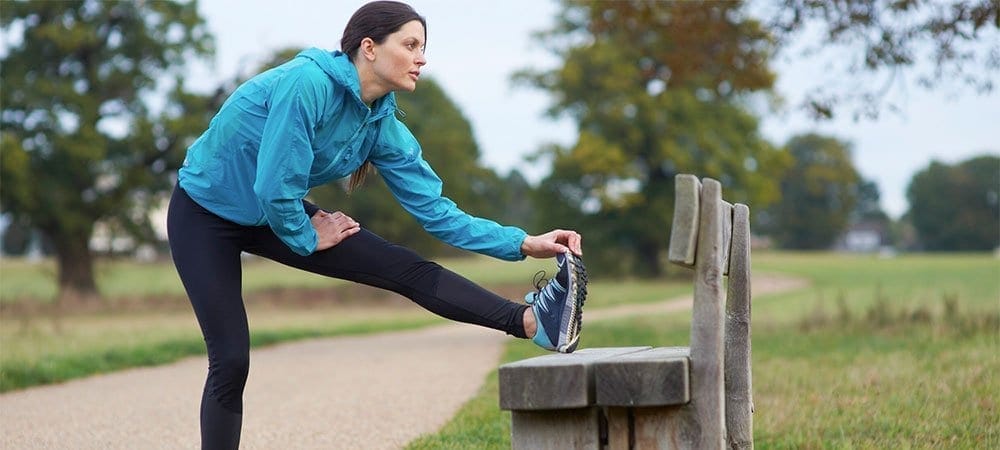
[{"x1": 1, "y1": 0, "x2": 997, "y2": 301}]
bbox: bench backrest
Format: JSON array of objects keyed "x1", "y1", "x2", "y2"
[
  {"x1": 668, "y1": 174, "x2": 753, "y2": 449},
  {"x1": 499, "y1": 174, "x2": 753, "y2": 450}
]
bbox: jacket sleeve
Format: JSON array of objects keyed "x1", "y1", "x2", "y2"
[
  {"x1": 252, "y1": 67, "x2": 329, "y2": 256},
  {"x1": 371, "y1": 118, "x2": 527, "y2": 261}
]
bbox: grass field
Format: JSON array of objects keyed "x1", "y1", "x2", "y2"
[{"x1": 407, "y1": 252, "x2": 999, "y2": 449}]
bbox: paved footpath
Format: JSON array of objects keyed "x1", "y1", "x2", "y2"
[{"x1": 0, "y1": 275, "x2": 805, "y2": 450}]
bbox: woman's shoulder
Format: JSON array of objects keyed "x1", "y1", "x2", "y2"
[
  {"x1": 371, "y1": 115, "x2": 421, "y2": 165},
  {"x1": 378, "y1": 116, "x2": 418, "y2": 147}
]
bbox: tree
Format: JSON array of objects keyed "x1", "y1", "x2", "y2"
[
  {"x1": 907, "y1": 155, "x2": 999, "y2": 251},
  {"x1": 768, "y1": 134, "x2": 862, "y2": 249},
  {"x1": 488, "y1": 169, "x2": 536, "y2": 228},
  {"x1": 0, "y1": 215, "x2": 40, "y2": 256},
  {"x1": 852, "y1": 179, "x2": 889, "y2": 224},
  {"x1": 765, "y1": 0, "x2": 999, "y2": 119},
  {"x1": 1, "y1": 1, "x2": 216, "y2": 302},
  {"x1": 520, "y1": 0, "x2": 787, "y2": 276}
]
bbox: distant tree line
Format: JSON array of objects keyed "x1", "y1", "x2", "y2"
[{"x1": 1, "y1": 0, "x2": 996, "y2": 302}]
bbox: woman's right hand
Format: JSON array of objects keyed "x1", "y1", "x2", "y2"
[{"x1": 311, "y1": 210, "x2": 361, "y2": 251}]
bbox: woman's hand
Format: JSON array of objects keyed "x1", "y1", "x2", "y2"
[
  {"x1": 520, "y1": 229, "x2": 583, "y2": 259},
  {"x1": 311, "y1": 210, "x2": 361, "y2": 251}
]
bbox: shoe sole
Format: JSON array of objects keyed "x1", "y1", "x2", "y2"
[{"x1": 558, "y1": 253, "x2": 587, "y2": 353}]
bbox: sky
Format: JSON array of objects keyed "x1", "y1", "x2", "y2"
[{"x1": 189, "y1": 0, "x2": 998, "y2": 219}]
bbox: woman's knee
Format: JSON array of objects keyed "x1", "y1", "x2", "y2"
[
  {"x1": 213, "y1": 351, "x2": 250, "y2": 376},
  {"x1": 207, "y1": 351, "x2": 251, "y2": 412}
]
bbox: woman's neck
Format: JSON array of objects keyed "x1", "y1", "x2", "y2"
[{"x1": 354, "y1": 61, "x2": 388, "y2": 106}]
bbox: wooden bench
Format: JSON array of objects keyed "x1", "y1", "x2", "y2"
[{"x1": 499, "y1": 175, "x2": 754, "y2": 449}]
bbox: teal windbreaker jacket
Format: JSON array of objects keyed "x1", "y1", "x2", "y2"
[{"x1": 178, "y1": 48, "x2": 527, "y2": 259}]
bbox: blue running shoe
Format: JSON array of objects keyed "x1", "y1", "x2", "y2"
[{"x1": 525, "y1": 252, "x2": 587, "y2": 353}]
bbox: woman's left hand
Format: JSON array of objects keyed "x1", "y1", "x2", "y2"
[{"x1": 521, "y1": 229, "x2": 583, "y2": 259}]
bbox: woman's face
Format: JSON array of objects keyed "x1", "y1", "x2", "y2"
[{"x1": 372, "y1": 20, "x2": 427, "y2": 93}]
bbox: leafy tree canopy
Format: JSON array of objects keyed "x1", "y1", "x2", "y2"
[
  {"x1": 766, "y1": 134, "x2": 862, "y2": 249},
  {"x1": 1, "y1": 0, "x2": 216, "y2": 301},
  {"x1": 520, "y1": 0, "x2": 787, "y2": 276},
  {"x1": 907, "y1": 154, "x2": 999, "y2": 251},
  {"x1": 765, "y1": 0, "x2": 999, "y2": 119}
]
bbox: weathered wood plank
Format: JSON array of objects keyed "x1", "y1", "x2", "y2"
[
  {"x1": 633, "y1": 406, "x2": 697, "y2": 450},
  {"x1": 687, "y1": 177, "x2": 727, "y2": 449},
  {"x1": 594, "y1": 346, "x2": 691, "y2": 407},
  {"x1": 668, "y1": 174, "x2": 701, "y2": 267},
  {"x1": 725, "y1": 203, "x2": 754, "y2": 450},
  {"x1": 499, "y1": 347, "x2": 650, "y2": 411},
  {"x1": 606, "y1": 405, "x2": 698, "y2": 450},
  {"x1": 511, "y1": 408, "x2": 602, "y2": 450},
  {"x1": 605, "y1": 407, "x2": 630, "y2": 450}
]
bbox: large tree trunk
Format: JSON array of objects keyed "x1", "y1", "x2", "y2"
[
  {"x1": 51, "y1": 229, "x2": 99, "y2": 304},
  {"x1": 635, "y1": 242, "x2": 663, "y2": 278}
]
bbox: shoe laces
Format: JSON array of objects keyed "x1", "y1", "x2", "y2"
[{"x1": 532, "y1": 270, "x2": 549, "y2": 291}]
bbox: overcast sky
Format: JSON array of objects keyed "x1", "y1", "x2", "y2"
[{"x1": 190, "y1": 0, "x2": 998, "y2": 219}]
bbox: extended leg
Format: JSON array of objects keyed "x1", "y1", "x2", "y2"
[{"x1": 248, "y1": 227, "x2": 530, "y2": 338}]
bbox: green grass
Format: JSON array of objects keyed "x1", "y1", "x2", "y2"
[
  {"x1": 408, "y1": 252, "x2": 1000, "y2": 449},
  {"x1": 751, "y1": 320, "x2": 997, "y2": 448},
  {"x1": 751, "y1": 251, "x2": 999, "y2": 322},
  {"x1": 0, "y1": 257, "x2": 350, "y2": 304}
]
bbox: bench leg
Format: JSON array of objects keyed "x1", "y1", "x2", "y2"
[
  {"x1": 511, "y1": 407, "x2": 602, "y2": 450},
  {"x1": 607, "y1": 406, "x2": 701, "y2": 450}
]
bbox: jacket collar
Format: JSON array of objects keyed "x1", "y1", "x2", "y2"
[{"x1": 295, "y1": 48, "x2": 397, "y2": 120}]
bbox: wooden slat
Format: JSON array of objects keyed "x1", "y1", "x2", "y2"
[
  {"x1": 725, "y1": 203, "x2": 754, "y2": 450},
  {"x1": 594, "y1": 346, "x2": 691, "y2": 407},
  {"x1": 498, "y1": 347, "x2": 650, "y2": 411},
  {"x1": 668, "y1": 174, "x2": 701, "y2": 267}
]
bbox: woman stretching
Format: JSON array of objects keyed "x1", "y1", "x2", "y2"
[{"x1": 166, "y1": 1, "x2": 587, "y2": 448}]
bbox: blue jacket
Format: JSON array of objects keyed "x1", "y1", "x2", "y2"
[{"x1": 178, "y1": 48, "x2": 527, "y2": 260}]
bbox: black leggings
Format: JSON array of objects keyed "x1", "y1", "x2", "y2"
[{"x1": 166, "y1": 186, "x2": 528, "y2": 450}]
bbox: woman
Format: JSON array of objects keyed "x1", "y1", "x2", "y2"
[{"x1": 166, "y1": 1, "x2": 586, "y2": 448}]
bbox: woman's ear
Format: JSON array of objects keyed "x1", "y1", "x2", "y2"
[{"x1": 360, "y1": 37, "x2": 376, "y2": 62}]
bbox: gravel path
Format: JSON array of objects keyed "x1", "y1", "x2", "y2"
[
  {"x1": 0, "y1": 275, "x2": 806, "y2": 449},
  {"x1": 0, "y1": 325, "x2": 507, "y2": 450}
]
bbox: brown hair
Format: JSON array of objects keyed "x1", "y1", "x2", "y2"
[
  {"x1": 341, "y1": 1, "x2": 426, "y2": 61},
  {"x1": 347, "y1": 162, "x2": 374, "y2": 193},
  {"x1": 341, "y1": 1, "x2": 426, "y2": 192}
]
